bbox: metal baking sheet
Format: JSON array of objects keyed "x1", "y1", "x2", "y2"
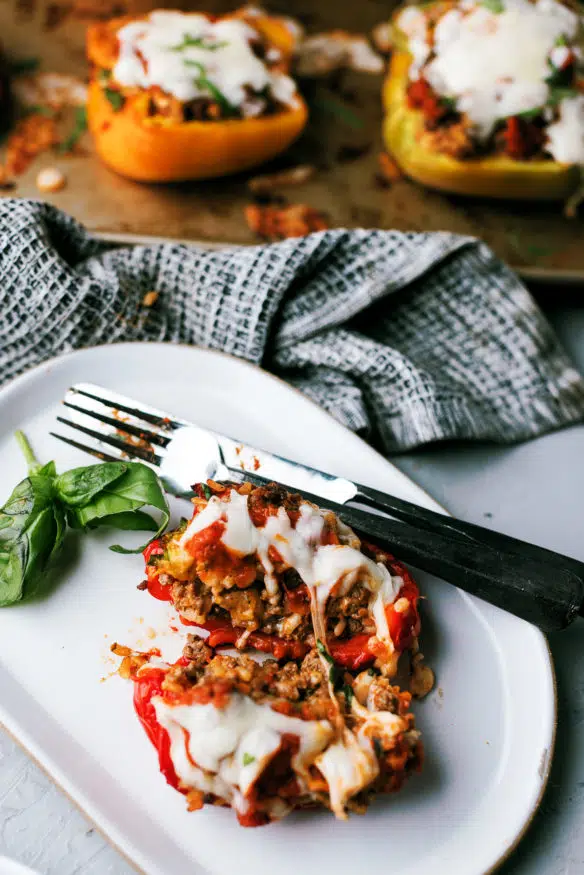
[{"x1": 1, "y1": 0, "x2": 583, "y2": 278}]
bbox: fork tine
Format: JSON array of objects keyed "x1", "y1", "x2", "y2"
[
  {"x1": 70, "y1": 385, "x2": 183, "y2": 431},
  {"x1": 50, "y1": 432, "x2": 122, "y2": 463},
  {"x1": 63, "y1": 400, "x2": 170, "y2": 449},
  {"x1": 55, "y1": 416, "x2": 162, "y2": 466}
]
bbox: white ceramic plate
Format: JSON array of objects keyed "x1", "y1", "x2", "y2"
[{"x1": 0, "y1": 343, "x2": 555, "y2": 875}]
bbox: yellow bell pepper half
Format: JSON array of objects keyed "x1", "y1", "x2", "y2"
[{"x1": 382, "y1": 40, "x2": 580, "y2": 201}]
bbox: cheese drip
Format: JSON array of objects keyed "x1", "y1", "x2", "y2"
[
  {"x1": 154, "y1": 689, "x2": 333, "y2": 816},
  {"x1": 179, "y1": 489, "x2": 402, "y2": 646}
]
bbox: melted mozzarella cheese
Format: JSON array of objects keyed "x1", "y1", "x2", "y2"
[
  {"x1": 400, "y1": 0, "x2": 581, "y2": 139},
  {"x1": 314, "y1": 730, "x2": 379, "y2": 818},
  {"x1": 113, "y1": 11, "x2": 298, "y2": 112},
  {"x1": 546, "y1": 95, "x2": 584, "y2": 163},
  {"x1": 154, "y1": 691, "x2": 333, "y2": 812},
  {"x1": 179, "y1": 490, "x2": 401, "y2": 639}
]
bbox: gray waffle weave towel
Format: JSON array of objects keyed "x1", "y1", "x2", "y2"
[{"x1": 1, "y1": 198, "x2": 583, "y2": 451}]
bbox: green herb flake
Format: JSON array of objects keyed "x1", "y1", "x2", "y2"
[
  {"x1": 183, "y1": 60, "x2": 236, "y2": 115},
  {"x1": 58, "y1": 106, "x2": 88, "y2": 154},
  {"x1": 367, "y1": 667, "x2": 377, "y2": 676},
  {"x1": 311, "y1": 94, "x2": 364, "y2": 131},
  {"x1": 242, "y1": 752, "x2": 256, "y2": 766},
  {"x1": 548, "y1": 86, "x2": 579, "y2": 106},
  {"x1": 329, "y1": 664, "x2": 344, "y2": 689},
  {"x1": 517, "y1": 107, "x2": 543, "y2": 121},
  {"x1": 201, "y1": 483, "x2": 213, "y2": 500},
  {"x1": 9, "y1": 57, "x2": 40, "y2": 76},
  {"x1": 343, "y1": 684, "x2": 354, "y2": 708},
  {"x1": 316, "y1": 639, "x2": 334, "y2": 664},
  {"x1": 25, "y1": 105, "x2": 54, "y2": 117},
  {"x1": 480, "y1": 0, "x2": 504, "y2": 12},
  {"x1": 171, "y1": 34, "x2": 228, "y2": 51},
  {"x1": 104, "y1": 88, "x2": 125, "y2": 112}
]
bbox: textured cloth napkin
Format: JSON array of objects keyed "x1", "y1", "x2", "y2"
[{"x1": 1, "y1": 197, "x2": 583, "y2": 452}]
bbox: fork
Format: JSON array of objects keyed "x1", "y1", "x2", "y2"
[{"x1": 49, "y1": 382, "x2": 584, "y2": 632}]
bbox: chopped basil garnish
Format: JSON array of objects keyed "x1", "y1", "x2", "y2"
[
  {"x1": 441, "y1": 96, "x2": 457, "y2": 110},
  {"x1": 104, "y1": 88, "x2": 125, "y2": 112},
  {"x1": 58, "y1": 106, "x2": 87, "y2": 154},
  {"x1": 171, "y1": 34, "x2": 228, "y2": 52},
  {"x1": 555, "y1": 34, "x2": 568, "y2": 47},
  {"x1": 329, "y1": 664, "x2": 344, "y2": 689},
  {"x1": 517, "y1": 107, "x2": 543, "y2": 121},
  {"x1": 201, "y1": 483, "x2": 212, "y2": 500},
  {"x1": 343, "y1": 684, "x2": 354, "y2": 708},
  {"x1": 480, "y1": 0, "x2": 504, "y2": 13},
  {"x1": 183, "y1": 60, "x2": 237, "y2": 115},
  {"x1": 25, "y1": 105, "x2": 54, "y2": 117},
  {"x1": 242, "y1": 752, "x2": 256, "y2": 766},
  {"x1": 367, "y1": 667, "x2": 377, "y2": 676},
  {"x1": 548, "y1": 86, "x2": 579, "y2": 105},
  {"x1": 9, "y1": 57, "x2": 39, "y2": 76},
  {"x1": 316, "y1": 639, "x2": 334, "y2": 664}
]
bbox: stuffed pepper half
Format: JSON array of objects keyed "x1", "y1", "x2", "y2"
[
  {"x1": 142, "y1": 481, "x2": 421, "y2": 677},
  {"x1": 383, "y1": 0, "x2": 584, "y2": 199},
  {"x1": 86, "y1": 8, "x2": 307, "y2": 181},
  {"x1": 117, "y1": 639, "x2": 422, "y2": 826}
]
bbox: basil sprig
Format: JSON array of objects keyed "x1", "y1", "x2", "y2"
[{"x1": 0, "y1": 432, "x2": 169, "y2": 606}]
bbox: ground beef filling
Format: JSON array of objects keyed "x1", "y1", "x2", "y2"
[
  {"x1": 155, "y1": 644, "x2": 422, "y2": 812},
  {"x1": 154, "y1": 482, "x2": 379, "y2": 643},
  {"x1": 406, "y1": 77, "x2": 551, "y2": 161}
]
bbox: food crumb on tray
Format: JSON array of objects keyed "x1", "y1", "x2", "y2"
[{"x1": 245, "y1": 202, "x2": 329, "y2": 239}]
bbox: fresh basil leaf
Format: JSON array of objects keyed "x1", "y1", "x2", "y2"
[
  {"x1": 242, "y1": 752, "x2": 256, "y2": 766},
  {"x1": 104, "y1": 88, "x2": 125, "y2": 112},
  {"x1": 201, "y1": 483, "x2": 212, "y2": 500},
  {"x1": 55, "y1": 461, "x2": 128, "y2": 507},
  {"x1": 86, "y1": 510, "x2": 159, "y2": 532},
  {"x1": 0, "y1": 544, "x2": 27, "y2": 606},
  {"x1": 67, "y1": 463, "x2": 169, "y2": 553},
  {"x1": 555, "y1": 34, "x2": 568, "y2": 47},
  {"x1": 0, "y1": 469, "x2": 63, "y2": 606}
]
